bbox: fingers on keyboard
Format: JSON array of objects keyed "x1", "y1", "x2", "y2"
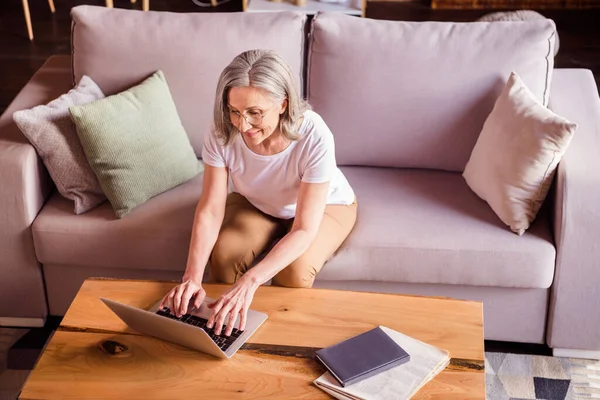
[{"x1": 156, "y1": 309, "x2": 244, "y2": 351}]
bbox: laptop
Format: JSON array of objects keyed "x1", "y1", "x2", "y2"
[{"x1": 100, "y1": 296, "x2": 268, "y2": 359}]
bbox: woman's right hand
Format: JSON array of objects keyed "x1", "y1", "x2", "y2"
[{"x1": 159, "y1": 278, "x2": 206, "y2": 318}]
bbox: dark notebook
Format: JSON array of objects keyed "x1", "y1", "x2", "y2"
[{"x1": 315, "y1": 326, "x2": 410, "y2": 387}]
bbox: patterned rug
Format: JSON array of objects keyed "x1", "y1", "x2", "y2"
[
  {"x1": 486, "y1": 352, "x2": 600, "y2": 399},
  {"x1": 2, "y1": 327, "x2": 600, "y2": 400}
]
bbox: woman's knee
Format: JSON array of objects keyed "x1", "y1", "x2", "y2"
[
  {"x1": 209, "y1": 234, "x2": 251, "y2": 284},
  {"x1": 208, "y1": 255, "x2": 236, "y2": 284},
  {"x1": 272, "y1": 257, "x2": 321, "y2": 288}
]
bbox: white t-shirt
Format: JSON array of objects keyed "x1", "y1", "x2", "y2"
[{"x1": 202, "y1": 110, "x2": 355, "y2": 219}]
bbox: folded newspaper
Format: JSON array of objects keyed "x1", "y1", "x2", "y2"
[{"x1": 313, "y1": 326, "x2": 450, "y2": 400}]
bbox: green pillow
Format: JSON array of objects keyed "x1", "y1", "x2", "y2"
[{"x1": 69, "y1": 70, "x2": 203, "y2": 219}]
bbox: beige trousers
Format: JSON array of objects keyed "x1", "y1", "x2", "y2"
[{"x1": 209, "y1": 193, "x2": 358, "y2": 288}]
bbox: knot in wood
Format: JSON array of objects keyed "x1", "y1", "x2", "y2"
[{"x1": 99, "y1": 340, "x2": 129, "y2": 356}]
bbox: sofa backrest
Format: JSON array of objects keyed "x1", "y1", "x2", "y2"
[
  {"x1": 307, "y1": 13, "x2": 557, "y2": 171},
  {"x1": 70, "y1": 6, "x2": 306, "y2": 157}
]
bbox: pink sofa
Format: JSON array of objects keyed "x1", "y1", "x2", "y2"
[{"x1": 1, "y1": 6, "x2": 599, "y2": 358}]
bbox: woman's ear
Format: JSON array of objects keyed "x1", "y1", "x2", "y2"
[{"x1": 280, "y1": 98, "x2": 288, "y2": 115}]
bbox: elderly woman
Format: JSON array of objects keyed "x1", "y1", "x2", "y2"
[{"x1": 161, "y1": 49, "x2": 357, "y2": 337}]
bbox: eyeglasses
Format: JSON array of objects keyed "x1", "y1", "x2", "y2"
[{"x1": 228, "y1": 104, "x2": 276, "y2": 127}]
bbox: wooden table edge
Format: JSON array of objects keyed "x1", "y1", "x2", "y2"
[{"x1": 82, "y1": 277, "x2": 484, "y2": 305}]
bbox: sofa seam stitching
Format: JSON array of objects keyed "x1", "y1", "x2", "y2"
[
  {"x1": 528, "y1": 150, "x2": 558, "y2": 222},
  {"x1": 300, "y1": 13, "x2": 308, "y2": 99},
  {"x1": 306, "y1": 13, "x2": 318, "y2": 103},
  {"x1": 543, "y1": 29, "x2": 555, "y2": 106},
  {"x1": 547, "y1": 159, "x2": 569, "y2": 345},
  {"x1": 70, "y1": 17, "x2": 76, "y2": 86}
]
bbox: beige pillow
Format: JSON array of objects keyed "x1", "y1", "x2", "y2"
[
  {"x1": 463, "y1": 72, "x2": 577, "y2": 235},
  {"x1": 13, "y1": 75, "x2": 106, "y2": 214}
]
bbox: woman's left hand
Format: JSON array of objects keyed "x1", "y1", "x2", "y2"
[{"x1": 207, "y1": 275, "x2": 259, "y2": 336}]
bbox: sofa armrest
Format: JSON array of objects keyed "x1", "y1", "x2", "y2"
[
  {"x1": 0, "y1": 55, "x2": 73, "y2": 323},
  {"x1": 547, "y1": 69, "x2": 600, "y2": 351}
]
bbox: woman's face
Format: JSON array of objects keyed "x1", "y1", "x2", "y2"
[{"x1": 228, "y1": 86, "x2": 286, "y2": 146}]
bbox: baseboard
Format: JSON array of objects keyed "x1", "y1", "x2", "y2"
[
  {"x1": 553, "y1": 348, "x2": 600, "y2": 360},
  {"x1": 0, "y1": 317, "x2": 45, "y2": 328}
]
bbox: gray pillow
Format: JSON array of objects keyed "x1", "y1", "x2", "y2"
[
  {"x1": 13, "y1": 76, "x2": 107, "y2": 214},
  {"x1": 69, "y1": 70, "x2": 203, "y2": 219}
]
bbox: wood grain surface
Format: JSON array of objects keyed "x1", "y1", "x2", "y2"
[{"x1": 20, "y1": 278, "x2": 485, "y2": 399}]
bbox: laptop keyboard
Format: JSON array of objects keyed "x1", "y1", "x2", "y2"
[{"x1": 156, "y1": 308, "x2": 243, "y2": 352}]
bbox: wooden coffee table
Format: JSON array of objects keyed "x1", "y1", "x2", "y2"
[{"x1": 19, "y1": 278, "x2": 485, "y2": 399}]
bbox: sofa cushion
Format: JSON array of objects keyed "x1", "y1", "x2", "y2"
[
  {"x1": 317, "y1": 167, "x2": 556, "y2": 289},
  {"x1": 463, "y1": 72, "x2": 577, "y2": 236},
  {"x1": 308, "y1": 13, "x2": 556, "y2": 171},
  {"x1": 71, "y1": 6, "x2": 306, "y2": 157},
  {"x1": 69, "y1": 70, "x2": 203, "y2": 219},
  {"x1": 32, "y1": 174, "x2": 203, "y2": 271},
  {"x1": 33, "y1": 167, "x2": 556, "y2": 288},
  {"x1": 12, "y1": 75, "x2": 106, "y2": 215}
]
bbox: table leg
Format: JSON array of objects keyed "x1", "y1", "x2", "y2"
[{"x1": 21, "y1": 0, "x2": 33, "y2": 41}]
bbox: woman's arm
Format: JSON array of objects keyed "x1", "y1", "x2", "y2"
[
  {"x1": 245, "y1": 180, "x2": 330, "y2": 286},
  {"x1": 183, "y1": 164, "x2": 229, "y2": 282},
  {"x1": 160, "y1": 164, "x2": 228, "y2": 316}
]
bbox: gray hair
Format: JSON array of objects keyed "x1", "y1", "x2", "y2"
[{"x1": 213, "y1": 49, "x2": 310, "y2": 145}]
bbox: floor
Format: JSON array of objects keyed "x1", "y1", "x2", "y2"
[{"x1": 0, "y1": 329, "x2": 30, "y2": 400}]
